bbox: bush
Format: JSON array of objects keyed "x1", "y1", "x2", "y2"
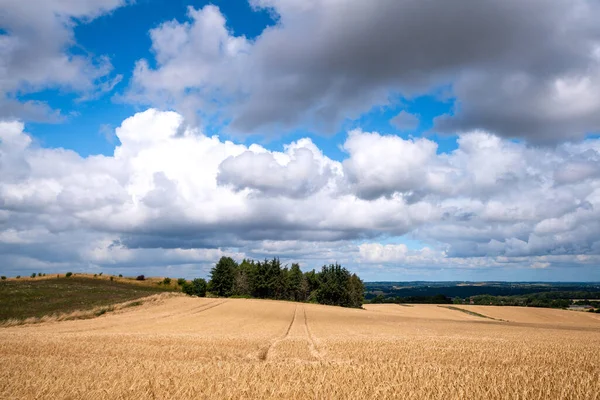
[
  {"x1": 136, "y1": 275, "x2": 145, "y2": 281},
  {"x1": 65, "y1": 272, "x2": 73, "y2": 278},
  {"x1": 182, "y1": 278, "x2": 207, "y2": 297},
  {"x1": 1, "y1": 276, "x2": 6, "y2": 280},
  {"x1": 16, "y1": 275, "x2": 20, "y2": 279},
  {"x1": 118, "y1": 274, "x2": 123, "y2": 278},
  {"x1": 31, "y1": 273, "x2": 36, "y2": 278},
  {"x1": 110, "y1": 276, "x2": 114, "y2": 281},
  {"x1": 163, "y1": 277, "x2": 171, "y2": 285},
  {"x1": 177, "y1": 278, "x2": 187, "y2": 286},
  {"x1": 94, "y1": 274, "x2": 97, "y2": 278},
  {"x1": 99, "y1": 272, "x2": 103, "y2": 276}
]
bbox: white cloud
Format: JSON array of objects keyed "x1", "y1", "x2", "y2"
[
  {"x1": 2, "y1": 109, "x2": 600, "y2": 278},
  {"x1": 0, "y1": 0, "x2": 126, "y2": 120},
  {"x1": 218, "y1": 138, "x2": 341, "y2": 198}
]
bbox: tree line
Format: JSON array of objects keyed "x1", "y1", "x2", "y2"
[
  {"x1": 181, "y1": 257, "x2": 364, "y2": 308},
  {"x1": 368, "y1": 294, "x2": 452, "y2": 304}
]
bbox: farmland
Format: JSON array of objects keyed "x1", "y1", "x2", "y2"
[{"x1": 1, "y1": 297, "x2": 599, "y2": 399}]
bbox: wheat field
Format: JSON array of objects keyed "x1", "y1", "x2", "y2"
[{"x1": 1, "y1": 296, "x2": 599, "y2": 399}]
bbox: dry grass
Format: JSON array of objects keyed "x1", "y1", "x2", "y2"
[{"x1": 1, "y1": 298, "x2": 599, "y2": 399}]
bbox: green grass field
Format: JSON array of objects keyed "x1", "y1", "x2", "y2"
[{"x1": 0, "y1": 277, "x2": 173, "y2": 321}]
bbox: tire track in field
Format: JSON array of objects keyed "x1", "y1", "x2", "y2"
[
  {"x1": 302, "y1": 306, "x2": 323, "y2": 360},
  {"x1": 188, "y1": 299, "x2": 228, "y2": 316},
  {"x1": 129, "y1": 299, "x2": 223, "y2": 324},
  {"x1": 51, "y1": 296, "x2": 213, "y2": 334},
  {"x1": 83, "y1": 299, "x2": 225, "y2": 333},
  {"x1": 257, "y1": 304, "x2": 297, "y2": 361}
]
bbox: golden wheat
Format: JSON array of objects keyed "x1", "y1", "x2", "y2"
[{"x1": 1, "y1": 298, "x2": 599, "y2": 399}]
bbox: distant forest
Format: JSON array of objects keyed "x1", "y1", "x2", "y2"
[
  {"x1": 365, "y1": 282, "x2": 600, "y2": 310},
  {"x1": 182, "y1": 257, "x2": 364, "y2": 308}
]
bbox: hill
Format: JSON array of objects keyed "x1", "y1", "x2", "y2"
[{"x1": 0, "y1": 276, "x2": 174, "y2": 323}]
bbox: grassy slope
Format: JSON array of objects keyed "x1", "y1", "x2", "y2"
[{"x1": 0, "y1": 277, "x2": 173, "y2": 321}]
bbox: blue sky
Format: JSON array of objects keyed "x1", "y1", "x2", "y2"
[
  {"x1": 22, "y1": 0, "x2": 458, "y2": 158},
  {"x1": 2, "y1": 0, "x2": 600, "y2": 281}
]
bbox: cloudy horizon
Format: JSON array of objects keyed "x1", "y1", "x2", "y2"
[{"x1": 1, "y1": 0, "x2": 600, "y2": 281}]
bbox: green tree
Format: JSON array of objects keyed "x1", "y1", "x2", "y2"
[
  {"x1": 347, "y1": 273, "x2": 365, "y2": 308},
  {"x1": 182, "y1": 278, "x2": 207, "y2": 297},
  {"x1": 316, "y1": 264, "x2": 350, "y2": 307},
  {"x1": 233, "y1": 259, "x2": 253, "y2": 296},
  {"x1": 304, "y1": 269, "x2": 320, "y2": 293},
  {"x1": 210, "y1": 256, "x2": 238, "y2": 297},
  {"x1": 288, "y1": 263, "x2": 305, "y2": 301}
]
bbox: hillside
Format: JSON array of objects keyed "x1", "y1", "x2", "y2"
[
  {"x1": 0, "y1": 276, "x2": 174, "y2": 322},
  {"x1": 0, "y1": 297, "x2": 599, "y2": 399}
]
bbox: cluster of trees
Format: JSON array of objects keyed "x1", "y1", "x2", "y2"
[
  {"x1": 461, "y1": 292, "x2": 600, "y2": 308},
  {"x1": 181, "y1": 278, "x2": 207, "y2": 297},
  {"x1": 464, "y1": 295, "x2": 571, "y2": 308},
  {"x1": 366, "y1": 291, "x2": 600, "y2": 309},
  {"x1": 368, "y1": 294, "x2": 452, "y2": 304},
  {"x1": 184, "y1": 257, "x2": 364, "y2": 308}
]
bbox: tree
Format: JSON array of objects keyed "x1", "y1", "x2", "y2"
[
  {"x1": 288, "y1": 263, "x2": 305, "y2": 301},
  {"x1": 182, "y1": 278, "x2": 207, "y2": 297},
  {"x1": 232, "y1": 259, "x2": 253, "y2": 297},
  {"x1": 304, "y1": 269, "x2": 320, "y2": 293},
  {"x1": 210, "y1": 256, "x2": 238, "y2": 297},
  {"x1": 316, "y1": 264, "x2": 351, "y2": 307},
  {"x1": 347, "y1": 273, "x2": 365, "y2": 308}
]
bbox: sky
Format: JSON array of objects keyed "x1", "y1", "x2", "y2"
[{"x1": 1, "y1": 0, "x2": 600, "y2": 281}]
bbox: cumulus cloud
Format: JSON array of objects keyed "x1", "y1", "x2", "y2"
[
  {"x1": 127, "y1": 0, "x2": 600, "y2": 142},
  {"x1": 217, "y1": 138, "x2": 340, "y2": 198},
  {"x1": 2, "y1": 109, "x2": 600, "y2": 277},
  {"x1": 0, "y1": 0, "x2": 125, "y2": 120}
]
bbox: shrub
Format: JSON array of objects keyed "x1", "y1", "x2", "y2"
[
  {"x1": 177, "y1": 278, "x2": 187, "y2": 286},
  {"x1": 99, "y1": 272, "x2": 103, "y2": 276},
  {"x1": 39, "y1": 273, "x2": 43, "y2": 277},
  {"x1": 94, "y1": 274, "x2": 97, "y2": 278},
  {"x1": 31, "y1": 273, "x2": 36, "y2": 278},
  {"x1": 16, "y1": 275, "x2": 20, "y2": 279},
  {"x1": 118, "y1": 274, "x2": 123, "y2": 278},
  {"x1": 136, "y1": 275, "x2": 145, "y2": 281},
  {"x1": 163, "y1": 277, "x2": 171, "y2": 285},
  {"x1": 182, "y1": 278, "x2": 207, "y2": 297},
  {"x1": 110, "y1": 276, "x2": 114, "y2": 281},
  {"x1": 65, "y1": 272, "x2": 72, "y2": 278},
  {"x1": 1, "y1": 276, "x2": 6, "y2": 280}
]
